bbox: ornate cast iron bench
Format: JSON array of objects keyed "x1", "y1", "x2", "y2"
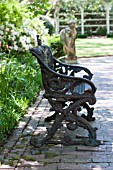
[{"x1": 30, "y1": 35, "x2": 100, "y2": 147}]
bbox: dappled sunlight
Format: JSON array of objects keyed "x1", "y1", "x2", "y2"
[{"x1": 1, "y1": 56, "x2": 113, "y2": 169}]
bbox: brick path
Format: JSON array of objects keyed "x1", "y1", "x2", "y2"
[{"x1": 0, "y1": 56, "x2": 113, "y2": 170}]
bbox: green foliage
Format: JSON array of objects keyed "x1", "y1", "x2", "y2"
[
  {"x1": 59, "y1": 0, "x2": 106, "y2": 13},
  {"x1": 107, "y1": 33, "x2": 113, "y2": 38},
  {"x1": 0, "y1": 53, "x2": 42, "y2": 144},
  {"x1": 0, "y1": 0, "x2": 29, "y2": 27},
  {"x1": 76, "y1": 34, "x2": 88, "y2": 38},
  {"x1": 96, "y1": 26, "x2": 107, "y2": 36},
  {"x1": 0, "y1": 0, "x2": 49, "y2": 55},
  {"x1": 40, "y1": 16, "x2": 55, "y2": 35},
  {"x1": 48, "y1": 35, "x2": 65, "y2": 58},
  {"x1": 45, "y1": 152, "x2": 58, "y2": 158},
  {"x1": 0, "y1": 0, "x2": 50, "y2": 145},
  {"x1": 27, "y1": 0, "x2": 51, "y2": 16},
  {"x1": 103, "y1": 0, "x2": 113, "y2": 3},
  {"x1": 85, "y1": 29, "x2": 93, "y2": 36}
]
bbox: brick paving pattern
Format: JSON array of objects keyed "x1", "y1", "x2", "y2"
[{"x1": 0, "y1": 56, "x2": 113, "y2": 170}]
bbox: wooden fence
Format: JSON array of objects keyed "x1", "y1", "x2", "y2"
[{"x1": 58, "y1": 12, "x2": 113, "y2": 35}]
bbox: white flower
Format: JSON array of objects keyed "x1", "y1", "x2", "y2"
[
  {"x1": 21, "y1": 41, "x2": 27, "y2": 47},
  {"x1": 26, "y1": 37, "x2": 31, "y2": 44},
  {"x1": 12, "y1": 36, "x2": 16, "y2": 41},
  {"x1": 9, "y1": 46, "x2": 12, "y2": 50},
  {"x1": 13, "y1": 31, "x2": 19, "y2": 37},
  {"x1": 11, "y1": 30, "x2": 16, "y2": 35},
  {"x1": 30, "y1": 30, "x2": 37, "y2": 39},
  {"x1": 29, "y1": 44, "x2": 33, "y2": 48},
  {"x1": 44, "y1": 28, "x2": 48, "y2": 34},
  {"x1": 14, "y1": 41, "x2": 17, "y2": 45},
  {"x1": 8, "y1": 35, "x2": 11, "y2": 39},
  {"x1": 0, "y1": 30, "x2": 3, "y2": 35},
  {"x1": 13, "y1": 45, "x2": 18, "y2": 51},
  {"x1": 0, "y1": 25, "x2": 4, "y2": 30},
  {"x1": 6, "y1": 28, "x2": 10, "y2": 32},
  {"x1": 24, "y1": 28, "x2": 30, "y2": 34},
  {"x1": 19, "y1": 36, "x2": 26, "y2": 43},
  {"x1": 24, "y1": 44, "x2": 29, "y2": 50}
]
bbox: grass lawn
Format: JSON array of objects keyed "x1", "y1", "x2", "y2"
[{"x1": 76, "y1": 37, "x2": 113, "y2": 58}]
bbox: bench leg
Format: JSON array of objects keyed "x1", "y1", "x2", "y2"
[
  {"x1": 66, "y1": 114, "x2": 100, "y2": 146},
  {"x1": 30, "y1": 112, "x2": 100, "y2": 148},
  {"x1": 30, "y1": 98, "x2": 100, "y2": 147},
  {"x1": 81, "y1": 103, "x2": 95, "y2": 121},
  {"x1": 45, "y1": 102, "x2": 96, "y2": 122},
  {"x1": 45, "y1": 102, "x2": 67, "y2": 122},
  {"x1": 63, "y1": 98, "x2": 100, "y2": 146},
  {"x1": 45, "y1": 112, "x2": 56, "y2": 122},
  {"x1": 30, "y1": 112, "x2": 65, "y2": 147}
]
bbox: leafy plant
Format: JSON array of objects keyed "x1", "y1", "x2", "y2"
[
  {"x1": 0, "y1": 53, "x2": 42, "y2": 144},
  {"x1": 27, "y1": 0, "x2": 51, "y2": 16},
  {"x1": 107, "y1": 33, "x2": 113, "y2": 38},
  {"x1": 76, "y1": 34, "x2": 88, "y2": 38},
  {"x1": 48, "y1": 35, "x2": 65, "y2": 58},
  {"x1": 0, "y1": 0, "x2": 27, "y2": 27},
  {"x1": 40, "y1": 15, "x2": 55, "y2": 35},
  {"x1": 0, "y1": 0, "x2": 49, "y2": 55},
  {"x1": 0, "y1": 0, "x2": 49, "y2": 145},
  {"x1": 96, "y1": 26, "x2": 107, "y2": 36}
]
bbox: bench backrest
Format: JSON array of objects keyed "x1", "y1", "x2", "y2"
[
  {"x1": 31, "y1": 35, "x2": 93, "y2": 79},
  {"x1": 40, "y1": 44, "x2": 54, "y2": 70},
  {"x1": 34, "y1": 35, "x2": 55, "y2": 70}
]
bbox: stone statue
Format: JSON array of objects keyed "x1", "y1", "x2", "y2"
[{"x1": 60, "y1": 20, "x2": 77, "y2": 61}]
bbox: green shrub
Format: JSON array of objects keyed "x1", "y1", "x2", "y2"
[
  {"x1": 76, "y1": 34, "x2": 88, "y2": 38},
  {"x1": 96, "y1": 26, "x2": 107, "y2": 36},
  {"x1": 0, "y1": 0, "x2": 49, "y2": 55},
  {"x1": 40, "y1": 15, "x2": 55, "y2": 35},
  {"x1": 47, "y1": 35, "x2": 61, "y2": 45},
  {"x1": 85, "y1": 29, "x2": 93, "y2": 36},
  {"x1": 107, "y1": 34, "x2": 113, "y2": 38},
  {"x1": 0, "y1": 53, "x2": 42, "y2": 144},
  {"x1": 0, "y1": 0, "x2": 50, "y2": 145},
  {"x1": 48, "y1": 35, "x2": 65, "y2": 58},
  {"x1": 50, "y1": 41, "x2": 65, "y2": 58},
  {"x1": 0, "y1": 0, "x2": 26, "y2": 27}
]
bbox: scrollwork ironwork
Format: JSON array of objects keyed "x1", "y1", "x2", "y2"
[{"x1": 30, "y1": 35, "x2": 100, "y2": 148}]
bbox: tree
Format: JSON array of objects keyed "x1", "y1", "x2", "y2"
[
  {"x1": 19, "y1": 0, "x2": 51, "y2": 16},
  {"x1": 49, "y1": 0, "x2": 63, "y2": 33},
  {"x1": 48, "y1": 0, "x2": 113, "y2": 35}
]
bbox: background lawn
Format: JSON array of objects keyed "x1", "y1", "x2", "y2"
[{"x1": 76, "y1": 37, "x2": 113, "y2": 57}]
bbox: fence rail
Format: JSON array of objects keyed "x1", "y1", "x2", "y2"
[{"x1": 58, "y1": 12, "x2": 113, "y2": 34}]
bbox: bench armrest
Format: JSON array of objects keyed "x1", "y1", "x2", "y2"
[
  {"x1": 42, "y1": 66, "x2": 96, "y2": 99},
  {"x1": 53, "y1": 58, "x2": 93, "y2": 80}
]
